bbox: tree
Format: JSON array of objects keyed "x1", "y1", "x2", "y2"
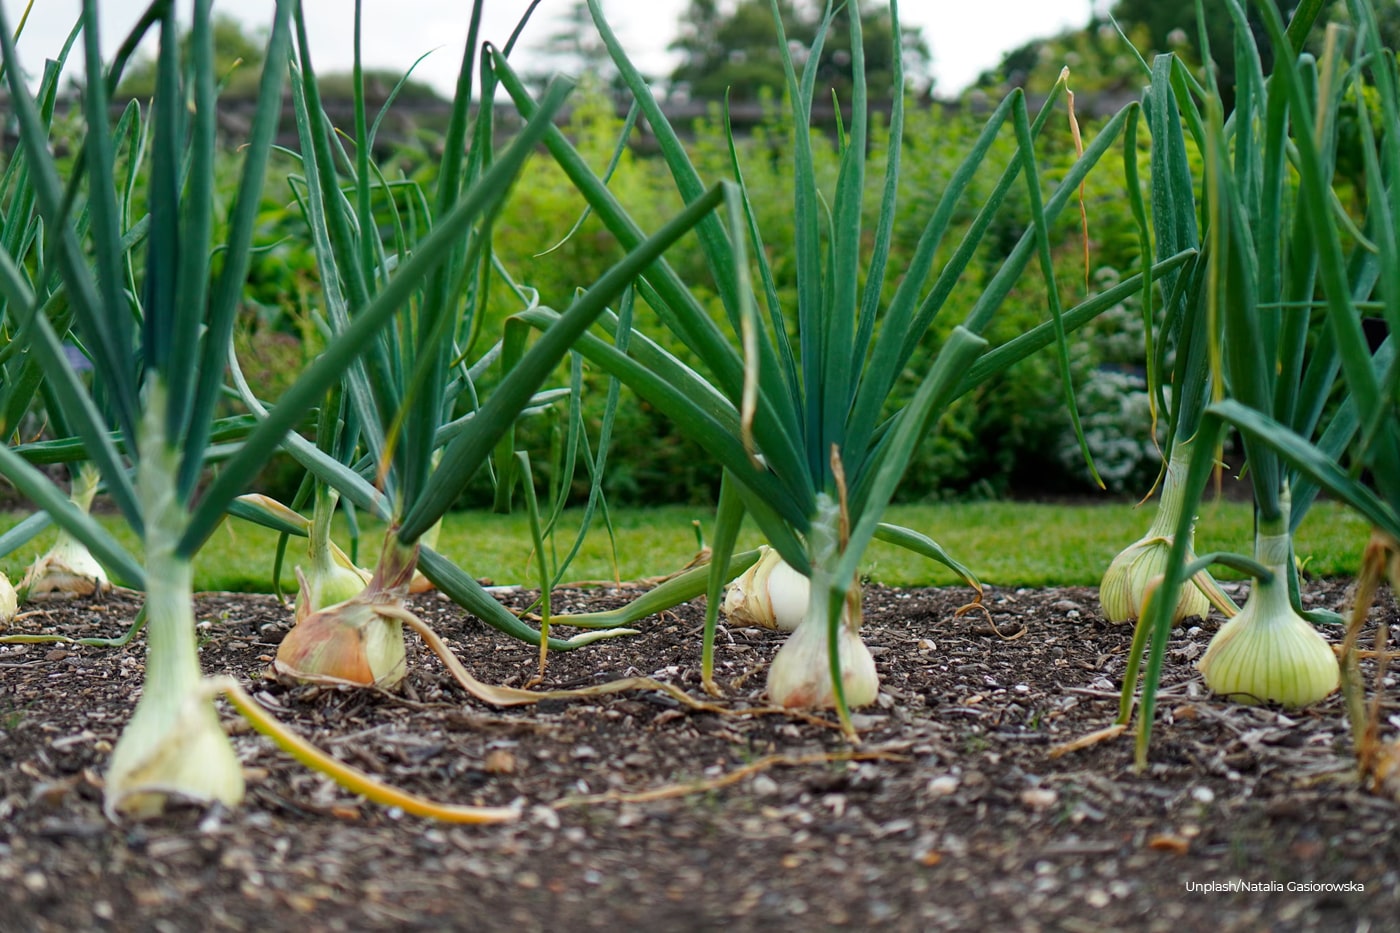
[
  {"x1": 531, "y1": 0, "x2": 615, "y2": 81},
  {"x1": 117, "y1": 13, "x2": 267, "y2": 99},
  {"x1": 668, "y1": 0, "x2": 801, "y2": 102},
  {"x1": 526, "y1": 0, "x2": 633, "y2": 102},
  {"x1": 116, "y1": 13, "x2": 439, "y2": 104},
  {"x1": 1110, "y1": 0, "x2": 1300, "y2": 109},
  {"x1": 812, "y1": 2, "x2": 925, "y2": 103},
  {"x1": 974, "y1": 17, "x2": 1161, "y2": 99},
  {"x1": 1112, "y1": 0, "x2": 1400, "y2": 111},
  {"x1": 667, "y1": 0, "x2": 931, "y2": 103}
]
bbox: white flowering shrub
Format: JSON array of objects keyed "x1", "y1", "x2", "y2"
[{"x1": 1056, "y1": 368, "x2": 1165, "y2": 492}]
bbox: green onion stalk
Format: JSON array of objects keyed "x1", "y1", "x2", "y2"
[
  {"x1": 1096, "y1": 302, "x2": 1238, "y2": 628},
  {"x1": 230, "y1": 489, "x2": 368, "y2": 617},
  {"x1": 1181, "y1": 0, "x2": 1400, "y2": 791},
  {"x1": 297, "y1": 484, "x2": 373, "y2": 614},
  {"x1": 1120, "y1": 0, "x2": 1400, "y2": 767},
  {"x1": 257, "y1": 399, "x2": 375, "y2": 652},
  {"x1": 290, "y1": 385, "x2": 374, "y2": 617},
  {"x1": 270, "y1": 178, "x2": 739, "y2": 692},
  {"x1": 106, "y1": 388, "x2": 244, "y2": 816},
  {"x1": 0, "y1": 29, "x2": 116, "y2": 607},
  {"x1": 0, "y1": 7, "x2": 104, "y2": 620},
  {"x1": 260, "y1": 0, "x2": 508, "y2": 689},
  {"x1": 500, "y1": 0, "x2": 1167, "y2": 734},
  {"x1": 0, "y1": 0, "x2": 285, "y2": 815}
]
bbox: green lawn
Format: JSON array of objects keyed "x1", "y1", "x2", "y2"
[{"x1": 0, "y1": 499, "x2": 1373, "y2": 593}]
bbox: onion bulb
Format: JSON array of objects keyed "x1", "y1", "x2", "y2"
[
  {"x1": 766, "y1": 603, "x2": 879, "y2": 709},
  {"x1": 0, "y1": 573, "x2": 17, "y2": 626},
  {"x1": 20, "y1": 464, "x2": 110, "y2": 599},
  {"x1": 1196, "y1": 534, "x2": 1338, "y2": 708},
  {"x1": 274, "y1": 534, "x2": 416, "y2": 689},
  {"x1": 275, "y1": 582, "x2": 407, "y2": 689},
  {"x1": 763, "y1": 496, "x2": 879, "y2": 710},
  {"x1": 722, "y1": 545, "x2": 808, "y2": 631},
  {"x1": 1100, "y1": 438, "x2": 1215, "y2": 624},
  {"x1": 1100, "y1": 533, "x2": 1211, "y2": 625}
]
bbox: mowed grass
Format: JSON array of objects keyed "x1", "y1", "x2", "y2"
[{"x1": 0, "y1": 499, "x2": 1372, "y2": 593}]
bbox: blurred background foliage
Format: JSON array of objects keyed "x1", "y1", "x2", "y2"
[
  {"x1": 16, "y1": 0, "x2": 1372, "y2": 511},
  {"x1": 212, "y1": 83, "x2": 1178, "y2": 508}
]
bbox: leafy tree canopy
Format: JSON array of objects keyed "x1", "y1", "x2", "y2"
[
  {"x1": 117, "y1": 12, "x2": 267, "y2": 99},
  {"x1": 975, "y1": 1, "x2": 1396, "y2": 111},
  {"x1": 1109, "y1": 0, "x2": 1295, "y2": 107},
  {"x1": 115, "y1": 12, "x2": 439, "y2": 103},
  {"x1": 1110, "y1": 0, "x2": 1400, "y2": 108},
  {"x1": 667, "y1": 0, "x2": 931, "y2": 102},
  {"x1": 974, "y1": 17, "x2": 1160, "y2": 98}
]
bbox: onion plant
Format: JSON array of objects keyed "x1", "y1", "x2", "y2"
[
  {"x1": 498, "y1": 0, "x2": 1195, "y2": 735},
  {"x1": 1122, "y1": 0, "x2": 1397, "y2": 765},
  {"x1": 1098, "y1": 53, "x2": 1237, "y2": 628},
  {"x1": 18, "y1": 462, "x2": 112, "y2": 598},
  {"x1": 0, "y1": 0, "x2": 575, "y2": 819},
  {"x1": 0, "y1": 7, "x2": 258, "y2": 651},
  {"x1": 1196, "y1": 0, "x2": 1400, "y2": 795},
  {"x1": 219, "y1": 1, "x2": 736, "y2": 699},
  {"x1": 0, "y1": 16, "x2": 115, "y2": 608}
]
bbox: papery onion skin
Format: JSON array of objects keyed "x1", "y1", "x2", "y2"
[
  {"x1": 1100, "y1": 535, "x2": 1210, "y2": 625},
  {"x1": 275, "y1": 594, "x2": 407, "y2": 689},
  {"x1": 275, "y1": 533, "x2": 416, "y2": 689},
  {"x1": 0, "y1": 573, "x2": 16, "y2": 625},
  {"x1": 722, "y1": 545, "x2": 808, "y2": 632},
  {"x1": 20, "y1": 532, "x2": 111, "y2": 599},
  {"x1": 1099, "y1": 439, "x2": 1212, "y2": 625},
  {"x1": 21, "y1": 465, "x2": 110, "y2": 599}
]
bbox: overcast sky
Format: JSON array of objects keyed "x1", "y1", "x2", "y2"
[{"x1": 5, "y1": 1, "x2": 1105, "y2": 96}]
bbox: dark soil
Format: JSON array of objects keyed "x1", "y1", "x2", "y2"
[{"x1": 1, "y1": 578, "x2": 1398, "y2": 932}]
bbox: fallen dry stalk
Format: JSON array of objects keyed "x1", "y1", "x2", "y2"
[
  {"x1": 549, "y1": 749, "x2": 909, "y2": 809},
  {"x1": 213, "y1": 677, "x2": 521, "y2": 824},
  {"x1": 1047, "y1": 723, "x2": 1128, "y2": 759},
  {"x1": 398, "y1": 608, "x2": 843, "y2": 729}
]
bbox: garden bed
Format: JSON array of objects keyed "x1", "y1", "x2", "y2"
[{"x1": 1, "y1": 580, "x2": 1397, "y2": 931}]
